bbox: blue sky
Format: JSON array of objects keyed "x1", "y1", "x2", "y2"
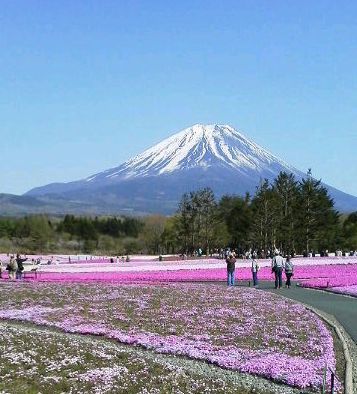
[{"x1": 1, "y1": 1, "x2": 357, "y2": 196}]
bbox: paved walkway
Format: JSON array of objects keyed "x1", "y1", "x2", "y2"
[{"x1": 253, "y1": 281, "x2": 357, "y2": 343}]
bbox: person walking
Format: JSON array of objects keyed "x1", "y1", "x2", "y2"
[
  {"x1": 251, "y1": 256, "x2": 260, "y2": 287},
  {"x1": 272, "y1": 252, "x2": 284, "y2": 289},
  {"x1": 16, "y1": 254, "x2": 27, "y2": 280},
  {"x1": 226, "y1": 253, "x2": 236, "y2": 287},
  {"x1": 284, "y1": 256, "x2": 294, "y2": 288}
]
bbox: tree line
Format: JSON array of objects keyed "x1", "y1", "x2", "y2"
[
  {"x1": 170, "y1": 171, "x2": 342, "y2": 256},
  {"x1": 0, "y1": 215, "x2": 144, "y2": 254},
  {"x1": 0, "y1": 171, "x2": 357, "y2": 256}
]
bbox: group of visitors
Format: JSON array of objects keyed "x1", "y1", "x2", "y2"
[
  {"x1": 226, "y1": 251, "x2": 294, "y2": 289},
  {"x1": 0, "y1": 254, "x2": 28, "y2": 280},
  {"x1": 110, "y1": 256, "x2": 130, "y2": 263}
]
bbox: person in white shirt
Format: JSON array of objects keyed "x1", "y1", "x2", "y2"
[
  {"x1": 271, "y1": 252, "x2": 285, "y2": 289},
  {"x1": 251, "y1": 256, "x2": 260, "y2": 287}
]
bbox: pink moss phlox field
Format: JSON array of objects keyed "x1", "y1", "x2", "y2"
[
  {"x1": 2, "y1": 324, "x2": 251, "y2": 393},
  {"x1": 298, "y1": 265, "x2": 357, "y2": 288},
  {"x1": 1, "y1": 253, "x2": 355, "y2": 264},
  {"x1": 0, "y1": 282, "x2": 338, "y2": 390},
  {"x1": 329, "y1": 285, "x2": 357, "y2": 297},
  {"x1": 2, "y1": 263, "x2": 356, "y2": 286}
]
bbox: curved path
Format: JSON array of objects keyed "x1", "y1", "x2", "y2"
[{"x1": 254, "y1": 282, "x2": 357, "y2": 343}]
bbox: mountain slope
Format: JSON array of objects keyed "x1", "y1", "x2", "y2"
[
  {"x1": 22, "y1": 124, "x2": 357, "y2": 214},
  {"x1": 85, "y1": 124, "x2": 297, "y2": 181},
  {"x1": 27, "y1": 124, "x2": 301, "y2": 196},
  {"x1": 0, "y1": 193, "x2": 118, "y2": 217}
]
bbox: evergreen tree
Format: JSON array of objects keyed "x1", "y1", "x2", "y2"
[
  {"x1": 177, "y1": 192, "x2": 194, "y2": 253},
  {"x1": 217, "y1": 194, "x2": 251, "y2": 251},
  {"x1": 342, "y1": 212, "x2": 357, "y2": 250},
  {"x1": 177, "y1": 188, "x2": 217, "y2": 254},
  {"x1": 272, "y1": 172, "x2": 299, "y2": 255},
  {"x1": 194, "y1": 188, "x2": 217, "y2": 255},
  {"x1": 250, "y1": 180, "x2": 278, "y2": 253},
  {"x1": 296, "y1": 171, "x2": 339, "y2": 253}
]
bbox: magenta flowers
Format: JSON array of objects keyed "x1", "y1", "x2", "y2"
[{"x1": 0, "y1": 281, "x2": 339, "y2": 390}]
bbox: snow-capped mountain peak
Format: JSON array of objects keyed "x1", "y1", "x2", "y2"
[
  {"x1": 24, "y1": 123, "x2": 357, "y2": 214},
  {"x1": 86, "y1": 124, "x2": 295, "y2": 182}
]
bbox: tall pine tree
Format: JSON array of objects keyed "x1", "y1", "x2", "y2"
[
  {"x1": 272, "y1": 172, "x2": 299, "y2": 255},
  {"x1": 296, "y1": 170, "x2": 339, "y2": 253},
  {"x1": 250, "y1": 180, "x2": 278, "y2": 253}
]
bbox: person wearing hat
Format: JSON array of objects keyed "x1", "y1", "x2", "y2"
[{"x1": 226, "y1": 253, "x2": 236, "y2": 287}]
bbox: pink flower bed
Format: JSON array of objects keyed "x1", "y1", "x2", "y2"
[
  {"x1": 2, "y1": 253, "x2": 357, "y2": 293},
  {"x1": 1, "y1": 263, "x2": 355, "y2": 285},
  {"x1": 50, "y1": 255, "x2": 357, "y2": 266},
  {"x1": 0, "y1": 282, "x2": 339, "y2": 390},
  {"x1": 329, "y1": 285, "x2": 357, "y2": 297},
  {"x1": 300, "y1": 277, "x2": 357, "y2": 289},
  {"x1": 297, "y1": 265, "x2": 357, "y2": 289}
]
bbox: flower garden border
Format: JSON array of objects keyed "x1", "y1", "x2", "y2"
[
  {"x1": 297, "y1": 282, "x2": 357, "y2": 301},
  {"x1": 325, "y1": 290, "x2": 357, "y2": 300},
  {"x1": 276, "y1": 293, "x2": 354, "y2": 394}
]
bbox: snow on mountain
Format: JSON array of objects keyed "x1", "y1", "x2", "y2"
[
  {"x1": 84, "y1": 124, "x2": 297, "y2": 183},
  {"x1": 23, "y1": 123, "x2": 357, "y2": 214}
]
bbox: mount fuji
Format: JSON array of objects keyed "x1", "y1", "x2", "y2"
[{"x1": 18, "y1": 124, "x2": 357, "y2": 214}]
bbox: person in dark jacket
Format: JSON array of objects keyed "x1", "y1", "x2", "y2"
[
  {"x1": 284, "y1": 256, "x2": 294, "y2": 288},
  {"x1": 226, "y1": 253, "x2": 236, "y2": 287},
  {"x1": 16, "y1": 254, "x2": 27, "y2": 280}
]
